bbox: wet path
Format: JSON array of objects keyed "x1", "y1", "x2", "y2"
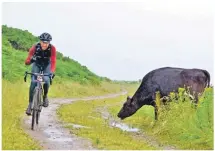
[{"x1": 22, "y1": 92, "x2": 127, "y2": 150}]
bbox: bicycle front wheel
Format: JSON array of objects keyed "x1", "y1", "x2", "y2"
[
  {"x1": 31, "y1": 109, "x2": 36, "y2": 130},
  {"x1": 31, "y1": 88, "x2": 39, "y2": 130},
  {"x1": 36, "y1": 87, "x2": 42, "y2": 125}
]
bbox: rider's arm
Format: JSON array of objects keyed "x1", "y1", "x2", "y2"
[
  {"x1": 50, "y1": 45, "x2": 56, "y2": 73},
  {"x1": 25, "y1": 45, "x2": 36, "y2": 65}
]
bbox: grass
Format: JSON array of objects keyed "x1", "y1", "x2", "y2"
[
  {"x1": 2, "y1": 79, "x2": 135, "y2": 150},
  {"x1": 49, "y1": 81, "x2": 123, "y2": 98},
  {"x1": 108, "y1": 88, "x2": 214, "y2": 150},
  {"x1": 57, "y1": 96, "x2": 156, "y2": 150},
  {"x1": 57, "y1": 85, "x2": 213, "y2": 150},
  {"x1": 2, "y1": 80, "x2": 41, "y2": 150}
]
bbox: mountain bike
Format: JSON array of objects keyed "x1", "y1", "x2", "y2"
[{"x1": 24, "y1": 67, "x2": 53, "y2": 130}]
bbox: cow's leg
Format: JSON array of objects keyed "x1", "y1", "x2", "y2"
[
  {"x1": 190, "y1": 83, "x2": 203, "y2": 106},
  {"x1": 193, "y1": 93, "x2": 199, "y2": 108},
  {"x1": 151, "y1": 94, "x2": 158, "y2": 120},
  {"x1": 151, "y1": 101, "x2": 158, "y2": 120}
]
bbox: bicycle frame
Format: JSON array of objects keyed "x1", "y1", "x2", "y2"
[{"x1": 24, "y1": 67, "x2": 53, "y2": 130}]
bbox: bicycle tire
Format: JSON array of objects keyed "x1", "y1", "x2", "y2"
[
  {"x1": 36, "y1": 88, "x2": 42, "y2": 124},
  {"x1": 36, "y1": 112, "x2": 40, "y2": 125},
  {"x1": 31, "y1": 110, "x2": 36, "y2": 130},
  {"x1": 31, "y1": 88, "x2": 39, "y2": 130}
]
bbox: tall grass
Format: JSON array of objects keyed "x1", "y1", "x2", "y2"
[
  {"x1": 108, "y1": 88, "x2": 214, "y2": 150},
  {"x1": 150, "y1": 88, "x2": 214, "y2": 149}
]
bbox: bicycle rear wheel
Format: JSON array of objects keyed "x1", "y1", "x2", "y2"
[{"x1": 31, "y1": 88, "x2": 39, "y2": 130}]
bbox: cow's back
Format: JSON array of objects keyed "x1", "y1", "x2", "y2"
[
  {"x1": 142, "y1": 67, "x2": 185, "y2": 96},
  {"x1": 141, "y1": 67, "x2": 209, "y2": 97},
  {"x1": 180, "y1": 69, "x2": 208, "y2": 94}
]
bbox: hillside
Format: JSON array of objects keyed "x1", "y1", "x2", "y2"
[{"x1": 2, "y1": 25, "x2": 112, "y2": 85}]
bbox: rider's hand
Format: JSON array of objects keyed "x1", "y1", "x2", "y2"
[
  {"x1": 30, "y1": 56, "x2": 37, "y2": 63},
  {"x1": 50, "y1": 73, "x2": 55, "y2": 79}
]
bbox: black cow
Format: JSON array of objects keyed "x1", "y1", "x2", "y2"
[{"x1": 117, "y1": 67, "x2": 210, "y2": 120}]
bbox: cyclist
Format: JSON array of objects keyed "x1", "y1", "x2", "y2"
[{"x1": 25, "y1": 32, "x2": 56, "y2": 115}]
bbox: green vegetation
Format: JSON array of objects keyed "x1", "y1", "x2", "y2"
[
  {"x1": 108, "y1": 88, "x2": 214, "y2": 150},
  {"x1": 2, "y1": 80, "x2": 41, "y2": 150}
]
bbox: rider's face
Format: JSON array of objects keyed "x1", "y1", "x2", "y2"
[{"x1": 40, "y1": 41, "x2": 50, "y2": 50}]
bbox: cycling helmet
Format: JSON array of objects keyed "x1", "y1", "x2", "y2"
[{"x1": 39, "y1": 32, "x2": 52, "y2": 42}]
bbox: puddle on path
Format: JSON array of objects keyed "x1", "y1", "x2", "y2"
[
  {"x1": 63, "y1": 123, "x2": 90, "y2": 129},
  {"x1": 111, "y1": 121, "x2": 139, "y2": 132},
  {"x1": 44, "y1": 128, "x2": 74, "y2": 142}
]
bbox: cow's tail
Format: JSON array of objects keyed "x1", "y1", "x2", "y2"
[{"x1": 202, "y1": 70, "x2": 210, "y2": 87}]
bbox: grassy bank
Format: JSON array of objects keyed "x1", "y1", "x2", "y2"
[{"x1": 108, "y1": 88, "x2": 214, "y2": 150}]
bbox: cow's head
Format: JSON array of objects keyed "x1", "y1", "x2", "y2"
[{"x1": 117, "y1": 96, "x2": 138, "y2": 120}]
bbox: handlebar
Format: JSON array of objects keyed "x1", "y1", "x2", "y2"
[{"x1": 24, "y1": 71, "x2": 53, "y2": 85}]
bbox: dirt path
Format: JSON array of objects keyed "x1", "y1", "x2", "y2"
[{"x1": 22, "y1": 91, "x2": 127, "y2": 150}]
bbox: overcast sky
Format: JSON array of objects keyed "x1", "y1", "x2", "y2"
[{"x1": 2, "y1": 1, "x2": 214, "y2": 83}]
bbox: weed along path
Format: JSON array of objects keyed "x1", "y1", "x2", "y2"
[{"x1": 22, "y1": 92, "x2": 127, "y2": 150}]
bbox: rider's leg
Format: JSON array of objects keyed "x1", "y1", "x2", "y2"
[
  {"x1": 26, "y1": 63, "x2": 40, "y2": 115},
  {"x1": 42, "y1": 63, "x2": 51, "y2": 107}
]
